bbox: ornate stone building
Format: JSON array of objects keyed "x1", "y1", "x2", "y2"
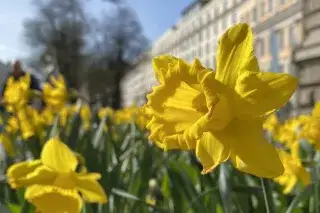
[{"x1": 293, "y1": 0, "x2": 320, "y2": 114}]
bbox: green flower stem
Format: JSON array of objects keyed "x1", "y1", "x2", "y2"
[{"x1": 261, "y1": 178, "x2": 275, "y2": 213}]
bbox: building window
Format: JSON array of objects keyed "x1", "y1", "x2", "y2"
[
  {"x1": 206, "y1": 59, "x2": 210, "y2": 67},
  {"x1": 212, "y1": 42, "x2": 217, "y2": 53},
  {"x1": 215, "y1": 7, "x2": 219, "y2": 16},
  {"x1": 232, "y1": 12, "x2": 237, "y2": 23},
  {"x1": 259, "y1": 38, "x2": 265, "y2": 57},
  {"x1": 224, "y1": 0, "x2": 228, "y2": 10},
  {"x1": 268, "y1": 0, "x2": 273, "y2": 12},
  {"x1": 222, "y1": 17, "x2": 226, "y2": 30},
  {"x1": 252, "y1": 7, "x2": 257, "y2": 23},
  {"x1": 279, "y1": 64, "x2": 285, "y2": 72},
  {"x1": 206, "y1": 27, "x2": 211, "y2": 39},
  {"x1": 289, "y1": 25, "x2": 296, "y2": 46},
  {"x1": 206, "y1": 42, "x2": 210, "y2": 54},
  {"x1": 207, "y1": 12, "x2": 211, "y2": 23},
  {"x1": 213, "y1": 23, "x2": 218, "y2": 35},
  {"x1": 260, "y1": 1, "x2": 265, "y2": 17},
  {"x1": 246, "y1": 12, "x2": 251, "y2": 23},
  {"x1": 198, "y1": 46, "x2": 202, "y2": 57},
  {"x1": 277, "y1": 29, "x2": 284, "y2": 50}
]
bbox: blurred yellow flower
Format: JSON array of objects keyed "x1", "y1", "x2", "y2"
[
  {"x1": 145, "y1": 23, "x2": 298, "y2": 178},
  {"x1": 145, "y1": 194, "x2": 156, "y2": 206},
  {"x1": 114, "y1": 107, "x2": 136, "y2": 124},
  {"x1": 43, "y1": 75, "x2": 68, "y2": 112},
  {"x1": 70, "y1": 104, "x2": 92, "y2": 130},
  {"x1": 300, "y1": 103, "x2": 320, "y2": 149},
  {"x1": 59, "y1": 106, "x2": 70, "y2": 127},
  {"x1": 263, "y1": 113, "x2": 279, "y2": 134},
  {"x1": 27, "y1": 106, "x2": 44, "y2": 137},
  {"x1": 80, "y1": 104, "x2": 91, "y2": 130},
  {"x1": 5, "y1": 116, "x2": 19, "y2": 134},
  {"x1": 40, "y1": 108, "x2": 55, "y2": 126},
  {"x1": 7, "y1": 137, "x2": 107, "y2": 212},
  {"x1": 273, "y1": 118, "x2": 301, "y2": 148},
  {"x1": 98, "y1": 107, "x2": 114, "y2": 119},
  {"x1": 16, "y1": 108, "x2": 35, "y2": 140},
  {"x1": 3, "y1": 74, "x2": 31, "y2": 112},
  {"x1": 274, "y1": 144, "x2": 310, "y2": 194},
  {"x1": 0, "y1": 133, "x2": 16, "y2": 157}
]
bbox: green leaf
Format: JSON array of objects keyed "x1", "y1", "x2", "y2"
[
  {"x1": 260, "y1": 178, "x2": 276, "y2": 213},
  {"x1": 111, "y1": 188, "x2": 140, "y2": 201},
  {"x1": 161, "y1": 173, "x2": 170, "y2": 199},
  {"x1": 16, "y1": 188, "x2": 25, "y2": 205},
  {"x1": 219, "y1": 163, "x2": 232, "y2": 213},
  {"x1": 7, "y1": 203, "x2": 21, "y2": 213},
  {"x1": 82, "y1": 204, "x2": 94, "y2": 213},
  {"x1": 67, "y1": 112, "x2": 82, "y2": 150},
  {"x1": 92, "y1": 116, "x2": 106, "y2": 149},
  {"x1": 286, "y1": 184, "x2": 313, "y2": 213},
  {"x1": 48, "y1": 114, "x2": 60, "y2": 139},
  {"x1": 20, "y1": 200, "x2": 32, "y2": 213}
]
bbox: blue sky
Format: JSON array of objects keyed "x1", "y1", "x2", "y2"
[{"x1": 0, "y1": 0, "x2": 193, "y2": 62}]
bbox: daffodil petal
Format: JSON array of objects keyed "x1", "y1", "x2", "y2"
[
  {"x1": 41, "y1": 137, "x2": 78, "y2": 172},
  {"x1": 25, "y1": 185, "x2": 83, "y2": 213},
  {"x1": 227, "y1": 118, "x2": 284, "y2": 178},
  {"x1": 196, "y1": 132, "x2": 230, "y2": 174},
  {"x1": 74, "y1": 173, "x2": 107, "y2": 203},
  {"x1": 12, "y1": 166, "x2": 56, "y2": 188},
  {"x1": 146, "y1": 65, "x2": 207, "y2": 149},
  {"x1": 235, "y1": 71, "x2": 298, "y2": 118},
  {"x1": 283, "y1": 176, "x2": 297, "y2": 194},
  {"x1": 7, "y1": 160, "x2": 42, "y2": 189},
  {"x1": 216, "y1": 23, "x2": 259, "y2": 88},
  {"x1": 152, "y1": 55, "x2": 179, "y2": 83}
]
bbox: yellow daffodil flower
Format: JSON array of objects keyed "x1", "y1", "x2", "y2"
[
  {"x1": 7, "y1": 137, "x2": 107, "y2": 212},
  {"x1": 311, "y1": 102, "x2": 320, "y2": 118},
  {"x1": 98, "y1": 107, "x2": 114, "y2": 119},
  {"x1": 3, "y1": 74, "x2": 31, "y2": 112},
  {"x1": 16, "y1": 108, "x2": 35, "y2": 140},
  {"x1": 144, "y1": 23, "x2": 298, "y2": 178},
  {"x1": 59, "y1": 106, "x2": 71, "y2": 127},
  {"x1": 300, "y1": 103, "x2": 320, "y2": 149},
  {"x1": 274, "y1": 143, "x2": 310, "y2": 194},
  {"x1": 43, "y1": 75, "x2": 68, "y2": 112},
  {"x1": 5, "y1": 116, "x2": 19, "y2": 134},
  {"x1": 273, "y1": 118, "x2": 301, "y2": 148},
  {"x1": 114, "y1": 107, "x2": 136, "y2": 124},
  {"x1": 80, "y1": 104, "x2": 91, "y2": 130}
]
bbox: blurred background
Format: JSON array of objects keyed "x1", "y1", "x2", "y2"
[{"x1": 0, "y1": 0, "x2": 319, "y2": 114}]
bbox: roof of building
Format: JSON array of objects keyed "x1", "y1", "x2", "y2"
[
  {"x1": 181, "y1": 0, "x2": 211, "y2": 16},
  {"x1": 181, "y1": 1, "x2": 199, "y2": 16}
]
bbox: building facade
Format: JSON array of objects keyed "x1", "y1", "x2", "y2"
[
  {"x1": 121, "y1": 0, "x2": 304, "y2": 107},
  {"x1": 121, "y1": 51, "x2": 155, "y2": 106},
  {"x1": 293, "y1": 0, "x2": 320, "y2": 114}
]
